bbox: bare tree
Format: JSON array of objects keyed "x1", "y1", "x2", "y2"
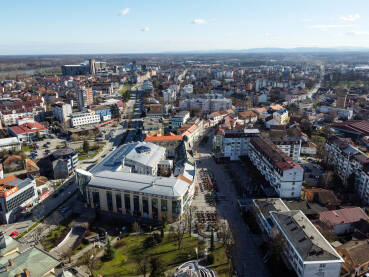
[
  {"x1": 136, "y1": 254, "x2": 150, "y2": 277},
  {"x1": 132, "y1": 221, "x2": 141, "y2": 233},
  {"x1": 185, "y1": 206, "x2": 196, "y2": 237},
  {"x1": 174, "y1": 220, "x2": 187, "y2": 250},
  {"x1": 80, "y1": 248, "x2": 98, "y2": 277},
  {"x1": 217, "y1": 220, "x2": 233, "y2": 249},
  {"x1": 61, "y1": 247, "x2": 73, "y2": 263}
]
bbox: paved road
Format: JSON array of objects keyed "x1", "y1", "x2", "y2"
[{"x1": 196, "y1": 139, "x2": 270, "y2": 277}]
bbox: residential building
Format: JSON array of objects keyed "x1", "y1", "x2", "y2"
[
  {"x1": 270, "y1": 136, "x2": 302, "y2": 162},
  {"x1": 301, "y1": 141, "x2": 317, "y2": 156},
  {"x1": 179, "y1": 94, "x2": 232, "y2": 114},
  {"x1": 248, "y1": 137, "x2": 304, "y2": 198},
  {"x1": 180, "y1": 84, "x2": 193, "y2": 97},
  {"x1": 70, "y1": 111, "x2": 100, "y2": 127},
  {"x1": 319, "y1": 207, "x2": 369, "y2": 235},
  {"x1": 169, "y1": 111, "x2": 190, "y2": 130},
  {"x1": 270, "y1": 210, "x2": 344, "y2": 277},
  {"x1": 52, "y1": 102, "x2": 72, "y2": 122},
  {"x1": 336, "y1": 239, "x2": 369, "y2": 277},
  {"x1": 162, "y1": 88, "x2": 177, "y2": 104},
  {"x1": 252, "y1": 198, "x2": 290, "y2": 236},
  {"x1": 238, "y1": 110, "x2": 258, "y2": 124},
  {"x1": 77, "y1": 87, "x2": 93, "y2": 110},
  {"x1": 221, "y1": 129, "x2": 260, "y2": 161},
  {"x1": 0, "y1": 177, "x2": 37, "y2": 224},
  {"x1": 331, "y1": 120, "x2": 369, "y2": 139},
  {"x1": 145, "y1": 134, "x2": 184, "y2": 158},
  {"x1": 143, "y1": 117, "x2": 164, "y2": 136}
]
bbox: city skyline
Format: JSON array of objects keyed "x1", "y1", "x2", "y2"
[{"x1": 1, "y1": 0, "x2": 369, "y2": 54}]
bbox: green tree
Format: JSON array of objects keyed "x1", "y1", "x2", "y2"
[
  {"x1": 149, "y1": 257, "x2": 166, "y2": 277},
  {"x1": 83, "y1": 140, "x2": 90, "y2": 153},
  {"x1": 110, "y1": 104, "x2": 120, "y2": 119}
]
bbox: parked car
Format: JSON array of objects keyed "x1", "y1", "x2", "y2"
[{"x1": 10, "y1": 231, "x2": 18, "y2": 238}]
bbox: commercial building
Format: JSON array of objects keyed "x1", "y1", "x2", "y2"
[
  {"x1": 270, "y1": 210, "x2": 343, "y2": 277},
  {"x1": 0, "y1": 138, "x2": 21, "y2": 152},
  {"x1": 8, "y1": 122, "x2": 47, "y2": 142},
  {"x1": 52, "y1": 102, "x2": 72, "y2": 122},
  {"x1": 70, "y1": 111, "x2": 101, "y2": 127},
  {"x1": 38, "y1": 148, "x2": 79, "y2": 179},
  {"x1": 76, "y1": 142, "x2": 195, "y2": 221},
  {"x1": 248, "y1": 137, "x2": 304, "y2": 198},
  {"x1": 0, "y1": 178, "x2": 37, "y2": 224},
  {"x1": 0, "y1": 232, "x2": 60, "y2": 276}
]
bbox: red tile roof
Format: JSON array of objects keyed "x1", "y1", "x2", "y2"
[
  {"x1": 9, "y1": 121, "x2": 46, "y2": 135},
  {"x1": 319, "y1": 207, "x2": 369, "y2": 226}
]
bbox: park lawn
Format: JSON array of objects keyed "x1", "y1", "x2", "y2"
[
  {"x1": 94, "y1": 234, "x2": 201, "y2": 277},
  {"x1": 211, "y1": 243, "x2": 231, "y2": 277},
  {"x1": 77, "y1": 145, "x2": 104, "y2": 161},
  {"x1": 40, "y1": 225, "x2": 69, "y2": 251}
]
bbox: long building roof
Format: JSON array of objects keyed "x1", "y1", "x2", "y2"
[{"x1": 89, "y1": 170, "x2": 189, "y2": 198}]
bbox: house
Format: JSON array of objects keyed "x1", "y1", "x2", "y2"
[
  {"x1": 336, "y1": 239, "x2": 369, "y2": 277},
  {"x1": 319, "y1": 207, "x2": 369, "y2": 235},
  {"x1": 0, "y1": 137, "x2": 21, "y2": 152},
  {"x1": 238, "y1": 110, "x2": 257, "y2": 124},
  {"x1": 302, "y1": 188, "x2": 341, "y2": 210},
  {"x1": 3, "y1": 156, "x2": 23, "y2": 174}
]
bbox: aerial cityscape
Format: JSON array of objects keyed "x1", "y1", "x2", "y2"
[{"x1": 1, "y1": 0, "x2": 369, "y2": 277}]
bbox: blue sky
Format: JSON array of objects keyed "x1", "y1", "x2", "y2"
[{"x1": 1, "y1": 0, "x2": 369, "y2": 54}]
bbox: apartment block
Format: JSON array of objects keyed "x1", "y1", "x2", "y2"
[{"x1": 248, "y1": 137, "x2": 304, "y2": 198}]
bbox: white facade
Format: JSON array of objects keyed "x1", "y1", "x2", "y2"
[
  {"x1": 0, "y1": 137, "x2": 21, "y2": 151},
  {"x1": 180, "y1": 84, "x2": 193, "y2": 97},
  {"x1": 270, "y1": 210, "x2": 343, "y2": 277},
  {"x1": 169, "y1": 111, "x2": 190, "y2": 130},
  {"x1": 272, "y1": 137, "x2": 302, "y2": 162},
  {"x1": 70, "y1": 112, "x2": 101, "y2": 127},
  {"x1": 248, "y1": 138, "x2": 304, "y2": 198},
  {"x1": 222, "y1": 129, "x2": 260, "y2": 161},
  {"x1": 52, "y1": 103, "x2": 72, "y2": 122},
  {"x1": 179, "y1": 94, "x2": 232, "y2": 113},
  {"x1": 162, "y1": 88, "x2": 177, "y2": 104}
]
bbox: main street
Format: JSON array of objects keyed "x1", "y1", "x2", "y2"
[{"x1": 195, "y1": 135, "x2": 271, "y2": 277}]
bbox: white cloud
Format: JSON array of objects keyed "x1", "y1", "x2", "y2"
[
  {"x1": 192, "y1": 19, "x2": 207, "y2": 25},
  {"x1": 310, "y1": 24, "x2": 353, "y2": 31},
  {"x1": 141, "y1": 26, "x2": 150, "y2": 32},
  {"x1": 340, "y1": 13, "x2": 360, "y2": 22},
  {"x1": 346, "y1": 30, "x2": 369, "y2": 36},
  {"x1": 119, "y1": 8, "x2": 130, "y2": 16},
  {"x1": 301, "y1": 18, "x2": 313, "y2": 22}
]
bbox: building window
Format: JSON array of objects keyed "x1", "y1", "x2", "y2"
[
  {"x1": 152, "y1": 198, "x2": 158, "y2": 219},
  {"x1": 133, "y1": 195, "x2": 140, "y2": 216},
  {"x1": 124, "y1": 194, "x2": 131, "y2": 212},
  {"x1": 116, "y1": 194, "x2": 122, "y2": 212},
  {"x1": 92, "y1": 191, "x2": 100, "y2": 209},
  {"x1": 142, "y1": 197, "x2": 149, "y2": 216},
  {"x1": 106, "y1": 191, "x2": 113, "y2": 211},
  {"x1": 161, "y1": 199, "x2": 167, "y2": 212}
]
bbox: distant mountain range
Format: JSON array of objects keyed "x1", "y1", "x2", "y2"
[{"x1": 165, "y1": 47, "x2": 369, "y2": 54}]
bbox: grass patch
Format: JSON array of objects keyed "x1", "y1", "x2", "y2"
[
  {"x1": 210, "y1": 244, "x2": 230, "y2": 277},
  {"x1": 77, "y1": 145, "x2": 104, "y2": 161},
  {"x1": 93, "y1": 234, "x2": 221, "y2": 277},
  {"x1": 73, "y1": 239, "x2": 90, "y2": 255},
  {"x1": 40, "y1": 225, "x2": 70, "y2": 251},
  {"x1": 21, "y1": 144, "x2": 34, "y2": 152},
  {"x1": 17, "y1": 222, "x2": 40, "y2": 239}
]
